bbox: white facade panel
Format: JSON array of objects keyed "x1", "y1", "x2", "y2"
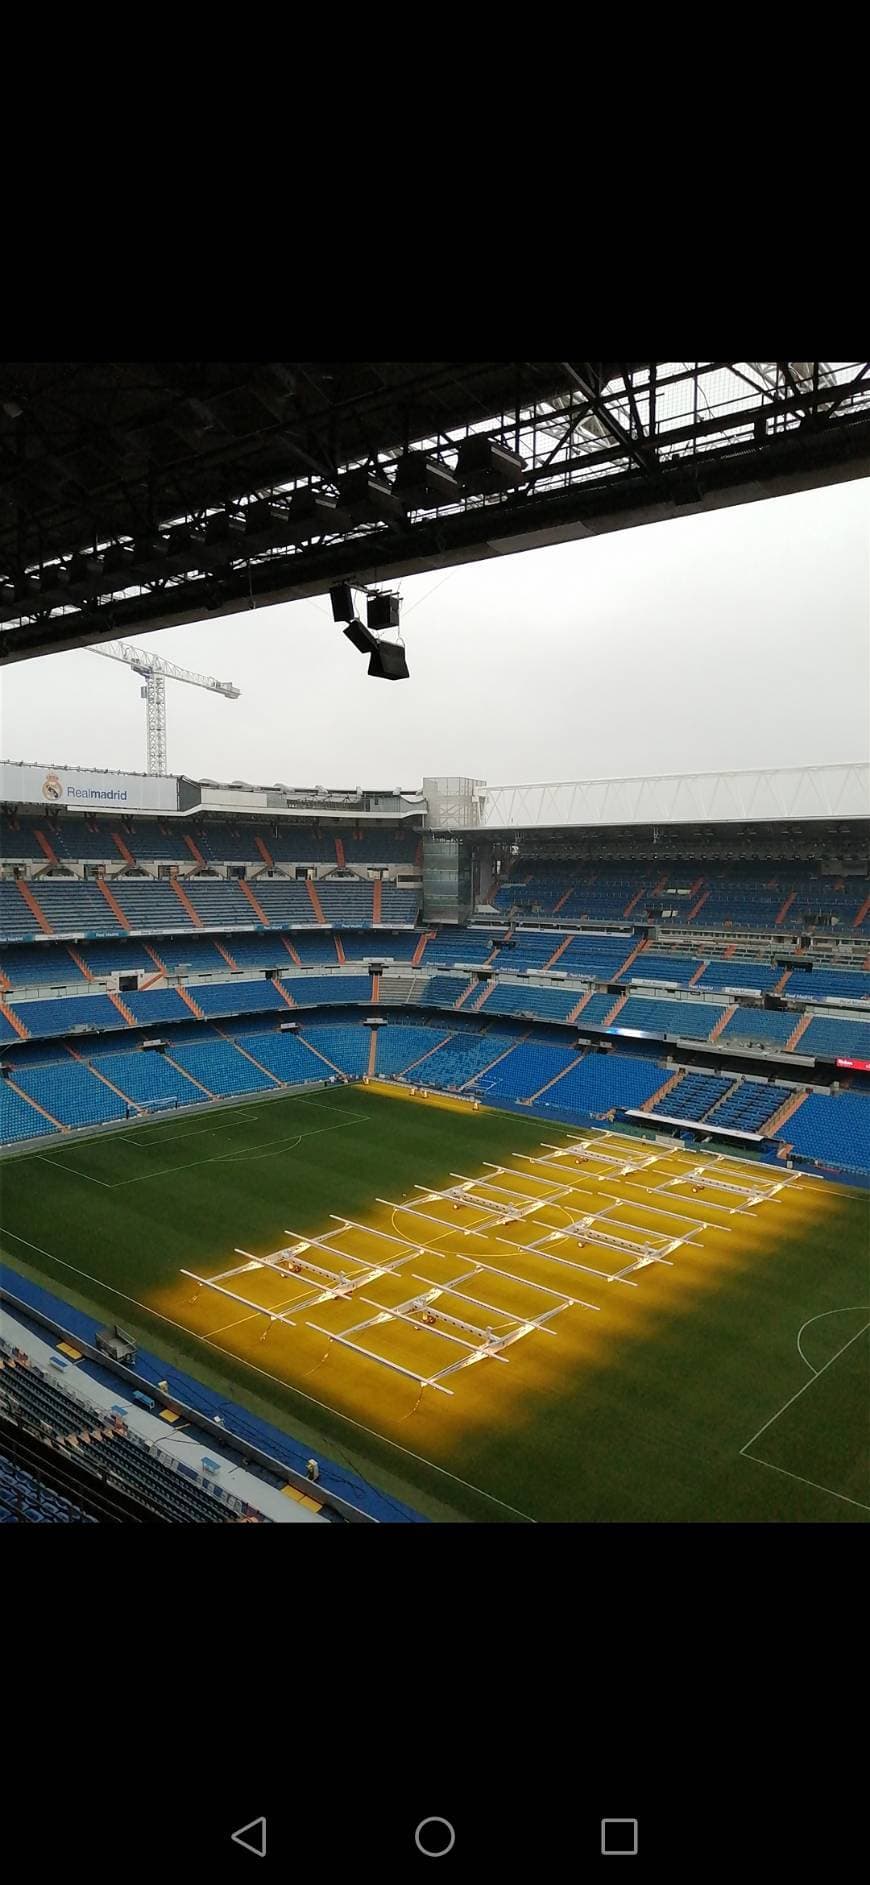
[{"x1": 0, "y1": 760, "x2": 179, "y2": 813}]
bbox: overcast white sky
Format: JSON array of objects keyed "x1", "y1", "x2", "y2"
[{"x1": 1, "y1": 478, "x2": 867, "y2": 790}]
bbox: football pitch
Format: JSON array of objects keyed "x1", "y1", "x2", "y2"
[{"x1": 0, "y1": 1081, "x2": 867, "y2": 1523}]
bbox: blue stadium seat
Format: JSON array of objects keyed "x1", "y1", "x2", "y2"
[
  {"x1": 184, "y1": 879, "x2": 263, "y2": 926},
  {"x1": 718, "y1": 1008, "x2": 796, "y2": 1048},
  {"x1": 612, "y1": 996, "x2": 726, "y2": 1040},
  {"x1": 420, "y1": 974, "x2": 473, "y2": 1008},
  {"x1": 659, "y1": 1073, "x2": 733, "y2": 1120},
  {"x1": 483, "y1": 982, "x2": 579, "y2": 1023},
  {"x1": 9, "y1": 993, "x2": 129, "y2": 1039},
  {"x1": 0, "y1": 944, "x2": 86, "y2": 988},
  {"x1": 628, "y1": 953, "x2": 703, "y2": 986},
  {"x1": 288, "y1": 975, "x2": 371, "y2": 1008},
  {"x1": 419, "y1": 1031, "x2": 520, "y2": 1091},
  {"x1": 231, "y1": 1029, "x2": 329, "y2": 1085},
  {"x1": 125, "y1": 989, "x2": 196, "y2": 1026},
  {"x1": 799, "y1": 1015, "x2": 870, "y2": 1059},
  {"x1": 423, "y1": 932, "x2": 500, "y2": 967},
  {"x1": 779, "y1": 1090, "x2": 870, "y2": 1172},
  {"x1": 482, "y1": 1040, "x2": 577, "y2": 1102},
  {"x1": 166, "y1": 1039, "x2": 273, "y2": 1096},
  {"x1": 705, "y1": 1080, "x2": 785, "y2": 1132},
  {"x1": 0, "y1": 1083, "x2": 58, "y2": 1141},
  {"x1": 13, "y1": 1058, "x2": 128, "y2": 1126},
  {"x1": 111, "y1": 880, "x2": 193, "y2": 930},
  {"x1": 186, "y1": 979, "x2": 289, "y2": 1018},
  {"x1": 697, "y1": 959, "x2": 781, "y2": 992},
  {"x1": 249, "y1": 879, "x2": 320, "y2": 925},
  {"x1": 374, "y1": 1025, "x2": 451, "y2": 1077},
  {"x1": 297, "y1": 1025, "x2": 370, "y2": 1077},
  {"x1": 540, "y1": 1050, "x2": 667, "y2": 1115},
  {"x1": 83, "y1": 1050, "x2": 203, "y2": 1107},
  {"x1": 0, "y1": 882, "x2": 46, "y2": 941}
]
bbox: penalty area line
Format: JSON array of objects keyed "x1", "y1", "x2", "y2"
[
  {"x1": 741, "y1": 1453, "x2": 870, "y2": 1516},
  {"x1": 740, "y1": 1317, "x2": 870, "y2": 1456}
]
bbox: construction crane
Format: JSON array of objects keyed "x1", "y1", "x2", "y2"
[{"x1": 90, "y1": 640, "x2": 240, "y2": 776}]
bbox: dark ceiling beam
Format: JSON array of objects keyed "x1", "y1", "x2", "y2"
[
  {"x1": 557, "y1": 362, "x2": 656, "y2": 477},
  {"x1": 3, "y1": 406, "x2": 869, "y2": 666}
]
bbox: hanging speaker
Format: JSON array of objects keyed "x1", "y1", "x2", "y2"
[
  {"x1": 368, "y1": 641, "x2": 409, "y2": 681},
  {"x1": 330, "y1": 582, "x2": 356, "y2": 623},
  {"x1": 344, "y1": 617, "x2": 380, "y2": 656},
  {"x1": 366, "y1": 592, "x2": 401, "y2": 631}
]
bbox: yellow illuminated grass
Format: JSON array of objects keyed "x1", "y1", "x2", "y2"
[{"x1": 151, "y1": 1120, "x2": 836, "y2": 1471}]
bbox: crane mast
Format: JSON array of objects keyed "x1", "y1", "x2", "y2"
[{"x1": 90, "y1": 640, "x2": 240, "y2": 775}]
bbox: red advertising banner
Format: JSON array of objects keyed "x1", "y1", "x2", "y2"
[{"x1": 836, "y1": 1057, "x2": 870, "y2": 1071}]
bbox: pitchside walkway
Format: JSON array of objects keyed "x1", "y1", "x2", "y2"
[
  {"x1": 0, "y1": 1265, "x2": 424, "y2": 1523},
  {"x1": 0, "y1": 1306, "x2": 323, "y2": 1524}
]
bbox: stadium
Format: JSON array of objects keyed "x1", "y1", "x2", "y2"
[{"x1": 0, "y1": 361, "x2": 867, "y2": 1530}]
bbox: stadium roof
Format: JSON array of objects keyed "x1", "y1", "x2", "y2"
[
  {"x1": 1, "y1": 361, "x2": 868, "y2": 663},
  {"x1": 477, "y1": 763, "x2": 870, "y2": 830}
]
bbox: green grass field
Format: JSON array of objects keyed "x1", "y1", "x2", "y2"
[{"x1": 1, "y1": 1083, "x2": 867, "y2": 1523}]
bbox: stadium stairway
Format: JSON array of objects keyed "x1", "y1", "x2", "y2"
[
  {"x1": 372, "y1": 879, "x2": 382, "y2": 924},
  {"x1": 397, "y1": 1031, "x2": 455, "y2": 1077},
  {"x1": 641, "y1": 1067, "x2": 685, "y2": 1111},
  {"x1": 460, "y1": 1032, "x2": 527, "y2": 1091},
  {"x1": 67, "y1": 945, "x2": 95, "y2": 981},
  {"x1": 111, "y1": 829, "x2": 136, "y2": 866},
  {"x1": 622, "y1": 884, "x2": 647, "y2": 918},
  {"x1": 543, "y1": 934, "x2": 573, "y2": 970},
  {"x1": 565, "y1": 990, "x2": 594, "y2": 1024},
  {"x1": 615, "y1": 940, "x2": 646, "y2": 978},
  {"x1": 98, "y1": 878, "x2": 132, "y2": 930},
  {"x1": 17, "y1": 880, "x2": 53, "y2": 934},
  {"x1": 161, "y1": 1050, "x2": 215, "y2": 1098},
  {"x1": 66, "y1": 1043, "x2": 147, "y2": 1113},
  {"x1": 306, "y1": 878, "x2": 327, "y2": 923},
  {"x1": 527, "y1": 1045, "x2": 589, "y2": 1103},
  {"x1": 171, "y1": 877, "x2": 203, "y2": 926},
  {"x1": 334, "y1": 933, "x2": 346, "y2": 964},
  {"x1": 177, "y1": 986, "x2": 206, "y2": 1020},
  {"x1": 601, "y1": 992, "x2": 628, "y2": 1027},
  {"x1": 108, "y1": 991, "x2": 136, "y2": 1026},
  {"x1": 184, "y1": 833, "x2": 207, "y2": 867},
  {"x1": 0, "y1": 998, "x2": 29, "y2": 1040},
  {"x1": 762, "y1": 1088, "x2": 808, "y2": 1137},
  {"x1": 214, "y1": 939, "x2": 240, "y2": 971},
  {"x1": 467, "y1": 981, "x2": 493, "y2": 1012},
  {"x1": 708, "y1": 1004, "x2": 737, "y2": 1043},
  {"x1": 785, "y1": 1012, "x2": 812, "y2": 1052},
  {"x1": 213, "y1": 1025, "x2": 285, "y2": 1087},
  {"x1": 34, "y1": 827, "x2": 61, "y2": 868},
  {"x1": 295, "y1": 1031, "x2": 349, "y2": 1077},
  {"x1": 4, "y1": 1074, "x2": 66, "y2": 1131},
  {"x1": 239, "y1": 877, "x2": 270, "y2": 925}
]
